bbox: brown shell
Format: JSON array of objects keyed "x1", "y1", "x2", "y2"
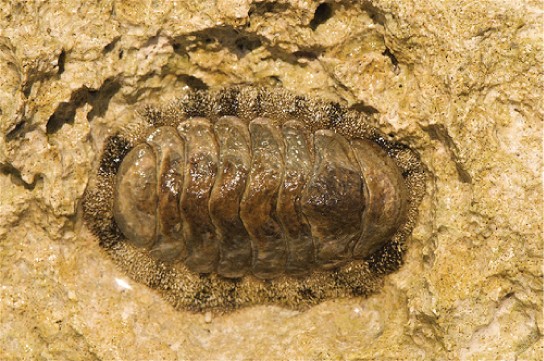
[{"x1": 83, "y1": 86, "x2": 426, "y2": 312}]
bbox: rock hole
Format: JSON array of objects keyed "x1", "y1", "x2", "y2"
[
  {"x1": 383, "y1": 47, "x2": 399, "y2": 67},
  {"x1": 310, "y1": 3, "x2": 332, "y2": 30},
  {"x1": 172, "y1": 41, "x2": 182, "y2": 53}
]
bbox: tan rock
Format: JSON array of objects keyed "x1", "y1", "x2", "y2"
[{"x1": 0, "y1": 0, "x2": 541, "y2": 359}]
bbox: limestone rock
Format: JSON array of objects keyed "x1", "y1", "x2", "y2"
[{"x1": 0, "y1": 0, "x2": 541, "y2": 359}]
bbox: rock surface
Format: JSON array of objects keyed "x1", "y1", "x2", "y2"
[{"x1": 0, "y1": 0, "x2": 541, "y2": 359}]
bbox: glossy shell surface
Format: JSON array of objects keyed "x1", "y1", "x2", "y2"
[{"x1": 84, "y1": 86, "x2": 425, "y2": 311}]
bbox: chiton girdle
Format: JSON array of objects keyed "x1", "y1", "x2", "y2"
[{"x1": 83, "y1": 86, "x2": 425, "y2": 312}]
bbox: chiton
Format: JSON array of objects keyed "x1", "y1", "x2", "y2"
[{"x1": 84, "y1": 86, "x2": 425, "y2": 312}]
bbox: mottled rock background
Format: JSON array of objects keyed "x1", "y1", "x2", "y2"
[{"x1": 0, "y1": 0, "x2": 542, "y2": 359}]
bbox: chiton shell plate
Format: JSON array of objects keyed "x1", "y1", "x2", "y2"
[{"x1": 84, "y1": 86, "x2": 425, "y2": 312}]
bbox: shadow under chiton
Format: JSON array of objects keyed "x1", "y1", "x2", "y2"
[{"x1": 83, "y1": 86, "x2": 425, "y2": 312}]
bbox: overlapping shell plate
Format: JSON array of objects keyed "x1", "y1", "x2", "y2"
[{"x1": 83, "y1": 86, "x2": 425, "y2": 312}]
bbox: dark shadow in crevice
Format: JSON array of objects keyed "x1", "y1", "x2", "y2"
[
  {"x1": 177, "y1": 75, "x2": 209, "y2": 90},
  {"x1": 423, "y1": 123, "x2": 472, "y2": 184},
  {"x1": 22, "y1": 84, "x2": 31, "y2": 98},
  {"x1": 0, "y1": 162, "x2": 41, "y2": 190},
  {"x1": 234, "y1": 36, "x2": 262, "y2": 56},
  {"x1": 360, "y1": 2, "x2": 386, "y2": 26},
  {"x1": 248, "y1": 1, "x2": 290, "y2": 17},
  {"x1": 46, "y1": 77, "x2": 121, "y2": 134},
  {"x1": 268, "y1": 75, "x2": 282, "y2": 86},
  {"x1": 22, "y1": 49, "x2": 66, "y2": 98},
  {"x1": 103, "y1": 36, "x2": 121, "y2": 54},
  {"x1": 350, "y1": 102, "x2": 380, "y2": 115},
  {"x1": 46, "y1": 87, "x2": 88, "y2": 134},
  {"x1": 172, "y1": 25, "x2": 325, "y2": 68},
  {"x1": 6, "y1": 120, "x2": 26, "y2": 141},
  {"x1": 57, "y1": 49, "x2": 66, "y2": 75},
  {"x1": 86, "y1": 78, "x2": 122, "y2": 121},
  {"x1": 173, "y1": 26, "x2": 264, "y2": 59},
  {"x1": 382, "y1": 47, "x2": 399, "y2": 68},
  {"x1": 293, "y1": 50, "x2": 318, "y2": 61}
]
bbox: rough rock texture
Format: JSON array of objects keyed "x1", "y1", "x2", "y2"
[{"x1": 0, "y1": 0, "x2": 541, "y2": 359}]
